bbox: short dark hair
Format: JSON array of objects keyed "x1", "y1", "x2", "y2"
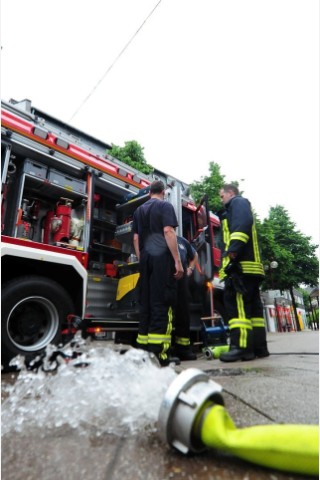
[
  {"x1": 150, "y1": 180, "x2": 165, "y2": 194},
  {"x1": 221, "y1": 184, "x2": 239, "y2": 196}
]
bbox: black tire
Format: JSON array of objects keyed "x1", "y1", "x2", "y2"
[{"x1": 1, "y1": 275, "x2": 74, "y2": 369}]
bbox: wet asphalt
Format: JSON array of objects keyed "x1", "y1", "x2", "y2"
[{"x1": 1, "y1": 330, "x2": 319, "y2": 480}]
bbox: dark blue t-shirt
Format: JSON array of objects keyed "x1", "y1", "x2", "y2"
[
  {"x1": 132, "y1": 198, "x2": 178, "y2": 255},
  {"x1": 177, "y1": 236, "x2": 196, "y2": 269}
]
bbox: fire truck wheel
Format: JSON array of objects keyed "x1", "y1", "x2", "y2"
[{"x1": 1, "y1": 275, "x2": 74, "y2": 370}]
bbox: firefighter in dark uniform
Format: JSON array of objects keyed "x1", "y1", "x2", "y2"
[
  {"x1": 172, "y1": 236, "x2": 198, "y2": 361},
  {"x1": 218, "y1": 184, "x2": 269, "y2": 362},
  {"x1": 132, "y1": 180, "x2": 184, "y2": 366}
]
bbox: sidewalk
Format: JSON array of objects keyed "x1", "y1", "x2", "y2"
[
  {"x1": 2, "y1": 330, "x2": 319, "y2": 480},
  {"x1": 178, "y1": 330, "x2": 319, "y2": 426}
]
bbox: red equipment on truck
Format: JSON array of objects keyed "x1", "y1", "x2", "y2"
[{"x1": 1, "y1": 98, "x2": 224, "y2": 369}]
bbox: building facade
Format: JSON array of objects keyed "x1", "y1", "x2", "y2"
[{"x1": 261, "y1": 288, "x2": 307, "y2": 332}]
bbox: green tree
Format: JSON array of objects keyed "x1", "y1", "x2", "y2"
[
  {"x1": 259, "y1": 206, "x2": 318, "y2": 290},
  {"x1": 189, "y1": 162, "x2": 241, "y2": 213},
  {"x1": 108, "y1": 140, "x2": 153, "y2": 175},
  {"x1": 299, "y1": 288, "x2": 315, "y2": 328},
  {"x1": 189, "y1": 162, "x2": 224, "y2": 212},
  {"x1": 258, "y1": 205, "x2": 319, "y2": 329}
]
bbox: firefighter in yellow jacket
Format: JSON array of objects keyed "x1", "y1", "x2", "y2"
[{"x1": 218, "y1": 184, "x2": 269, "y2": 362}]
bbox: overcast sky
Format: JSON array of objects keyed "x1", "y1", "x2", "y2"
[{"x1": 1, "y1": 0, "x2": 319, "y2": 249}]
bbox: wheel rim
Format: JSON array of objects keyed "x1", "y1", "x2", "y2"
[{"x1": 6, "y1": 296, "x2": 60, "y2": 352}]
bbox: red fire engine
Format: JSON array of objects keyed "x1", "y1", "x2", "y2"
[{"x1": 1, "y1": 98, "x2": 223, "y2": 369}]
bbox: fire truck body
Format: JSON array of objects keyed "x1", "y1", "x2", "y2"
[{"x1": 1, "y1": 98, "x2": 223, "y2": 368}]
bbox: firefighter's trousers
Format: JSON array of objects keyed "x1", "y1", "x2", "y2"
[
  {"x1": 136, "y1": 250, "x2": 177, "y2": 360},
  {"x1": 174, "y1": 273, "x2": 192, "y2": 350},
  {"x1": 224, "y1": 275, "x2": 267, "y2": 353}
]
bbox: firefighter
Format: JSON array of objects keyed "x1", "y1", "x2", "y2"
[
  {"x1": 171, "y1": 235, "x2": 198, "y2": 361},
  {"x1": 218, "y1": 184, "x2": 269, "y2": 362},
  {"x1": 132, "y1": 180, "x2": 184, "y2": 366}
]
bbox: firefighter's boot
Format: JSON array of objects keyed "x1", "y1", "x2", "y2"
[
  {"x1": 136, "y1": 334, "x2": 149, "y2": 351},
  {"x1": 147, "y1": 335, "x2": 181, "y2": 367},
  {"x1": 220, "y1": 321, "x2": 254, "y2": 362},
  {"x1": 172, "y1": 337, "x2": 197, "y2": 361},
  {"x1": 172, "y1": 345, "x2": 197, "y2": 361},
  {"x1": 252, "y1": 320, "x2": 270, "y2": 358},
  {"x1": 158, "y1": 355, "x2": 181, "y2": 367}
]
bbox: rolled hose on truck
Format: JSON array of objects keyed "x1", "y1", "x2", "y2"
[{"x1": 158, "y1": 368, "x2": 319, "y2": 477}]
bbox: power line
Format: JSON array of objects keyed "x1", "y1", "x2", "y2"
[{"x1": 69, "y1": 0, "x2": 163, "y2": 122}]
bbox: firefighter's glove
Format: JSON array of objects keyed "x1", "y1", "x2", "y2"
[
  {"x1": 224, "y1": 262, "x2": 247, "y2": 295},
  {"x1": 225, "y1": 274, "x2": 247, "y2": 295},
  {"x1": 231, "y1": 274, "x2": 247, "y2": 295},
  {"x1": 224, "y1": 261, "x2": 242, "y2": 276}
]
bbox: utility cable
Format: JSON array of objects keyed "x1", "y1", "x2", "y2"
[{"x1": 69, "y1": 0, "x2": 163, "y2": 122}]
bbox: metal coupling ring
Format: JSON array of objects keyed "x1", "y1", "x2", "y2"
[{"x1": 158, "y1": 368, "x2": 224, "y2": 454}]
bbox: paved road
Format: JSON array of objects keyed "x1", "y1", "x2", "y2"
[{"x1": 1, "y1": 331, "x2": 319, "y2": 480}]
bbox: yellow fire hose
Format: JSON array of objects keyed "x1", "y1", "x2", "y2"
[{"x1": 158, "y1": 368, "x2": 319, "y2": 476}]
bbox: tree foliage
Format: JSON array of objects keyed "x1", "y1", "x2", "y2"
[
  {"x1": 189, "y1": 162, "x2": 223, "y2": 212},
  {"x1": 108, "y1": 140, "x2": 153, "y2": 174},
  {"x1": 258, "y1": 205, "x2": 319, "y2": 290},
  {"x1": 189, "y1": 162, "x2": 241, "y2": 213}
]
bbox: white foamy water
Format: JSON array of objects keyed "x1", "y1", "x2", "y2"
[{"x1": 1, "y1": 334, "x2": 177, "y2": 437}]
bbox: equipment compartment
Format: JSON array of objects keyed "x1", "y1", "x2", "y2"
[
  {"x1": 48, "y1": 168, "x2": 86, "y2": 194},
  {"x1": 23, "y1": 158, "x2": 48, "y2": 179}
]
